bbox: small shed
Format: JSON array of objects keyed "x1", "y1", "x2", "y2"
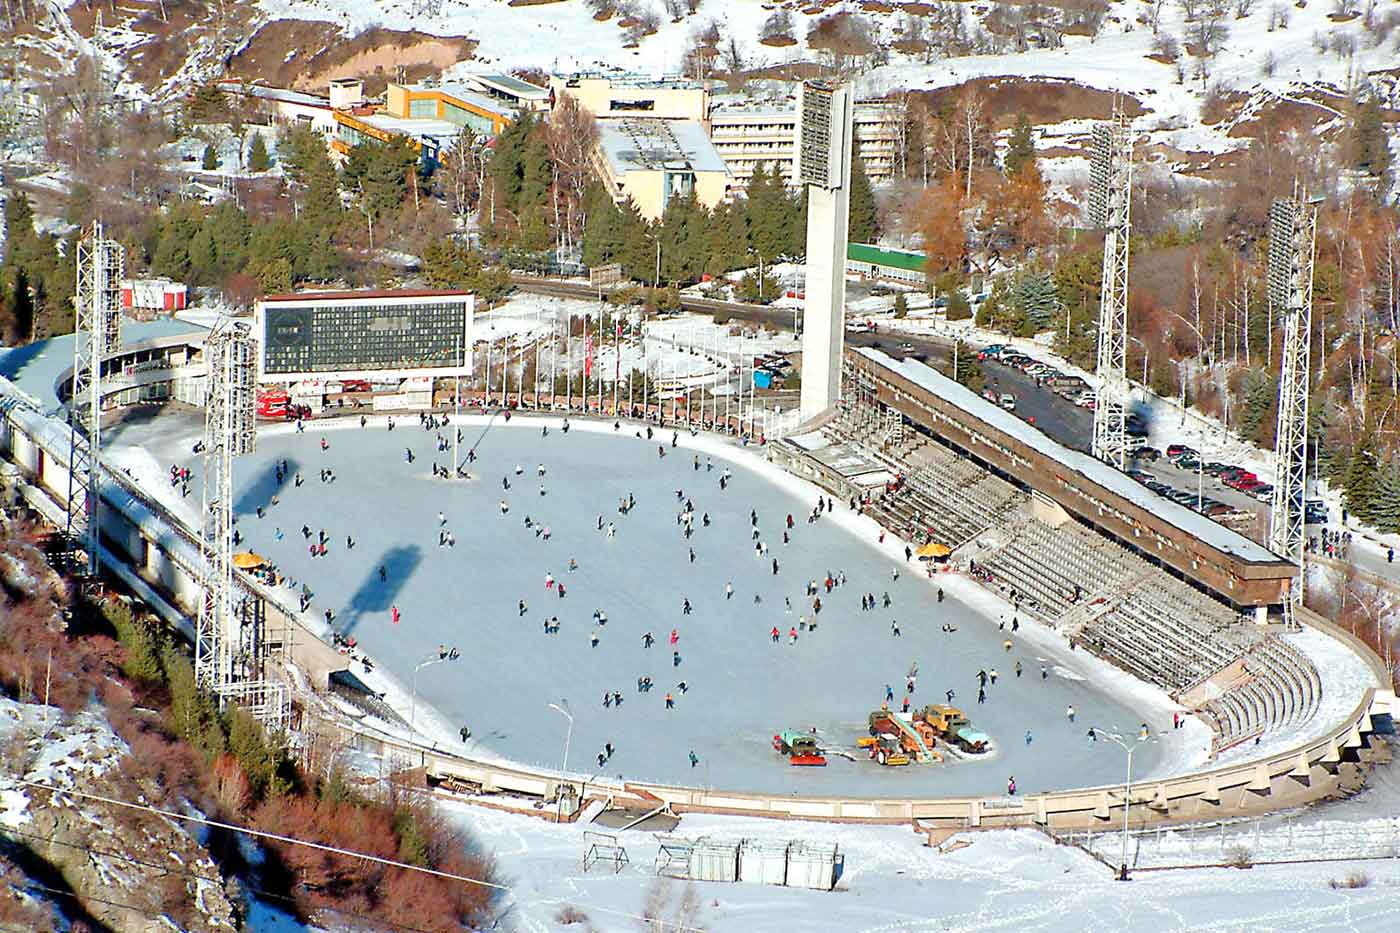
[
  {"x1": 784, "y1": 841, "x2": 840, "y2": 890},
  {"x1": 738, "y1": 839, "x2": 789, "y2": 886},
  {"x1": 688, "y1": 837, "x2": 740, "y2": 883}
]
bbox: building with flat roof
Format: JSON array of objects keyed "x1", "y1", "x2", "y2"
[
  {"x1": 846, "y1": 243, "x2": 926, "y2": 285},
  {"x1": 218, "y1": 80, "x2": 338, "y2": 139},
  {"x1": 550, "y1": 72, "x2": 709, "y2": 122},
  {"x1": 593, "y1": 119, "x2": 733, "y2": 221},
  {"x1": 460, "y1": 73, "x2": 551, "y2": 112},
  {"x1": 330, "y1": 81, "x2": 516, "y2": 167}
]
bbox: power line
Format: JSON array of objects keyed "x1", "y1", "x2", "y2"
[
  {"x1": 6, "y1": 776, "x2": 706, "y2": 932},
  {"x1": 0, "y1": 824, "x2": 441, "y2": 933}
]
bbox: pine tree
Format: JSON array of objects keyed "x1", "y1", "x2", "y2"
[
  {"x1": 1343, "y1": 435, "x2": 1380, "y2": 523},
  {"x1": 745, "y1": 162, "x2": 797, "y2": 263},
  {"x1": 1349, "y1": 93, "x2": 1392, "y2": 178},
  {"x1": 1004, "y1": 115, "x2": 1035, "y2": 176},
  {"x1": 1238, "y1": 368, "x2": 1278, "y2": 446},
  {"x1": 952, "y1": 340, "x2": 984, "y2": 391},
  {"x1": 701, "y1": 201, "x2": 749, "y2": 276},
  {"x1": 248, "y1": 133, "x2": 272, "y2": 172},
  {"x1": 582, "y1": 184, "x2": 626, "y2": 268},
  {"x1": 893, "y1": 291, "x2": 907, "y2": 318},
  {"x1": 201, "y1": 144, "x2": 219, "y2": 171},
  {"x1": 847, "y1": 154, "x2": 879, "y2": 244},
  {"x1": 1015, "y1": 269, "x2": 1058, "y2": 333},
  {"x1": 9, "y1": 268, "x2": 34, "y2": 344},
  {"x1": 186, "y1": 83, "x2": 229, "y2": 125},
  {"x1": 1370, "y1": 456, "x2": 1400, "y2": 534}
]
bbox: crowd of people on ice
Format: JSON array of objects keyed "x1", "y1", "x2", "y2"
[{"x1": 206, "y1": 409, "x2": 1167, "y2": 794}]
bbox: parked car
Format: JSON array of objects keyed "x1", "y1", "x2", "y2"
[
  {"x1": 1176, "y1": 457, "x2": 1201, "y2": 471},
  {"x1": 999, "y1": 393, "x2": 1017, "y2": 411},
  {"x1": 1166, "y1": 444, "x2": 1196, "y2": 458},
  {"x1": 1132, "y1": 447, "x2": 1162, "y2": 462},
  {"x1": 1223, "y1": 472, "x2": 1260, "y2": 490},
  {"x1": 1250, "y1": 484, "x2": 1274, "y2": 501},
  {"x1": 898, "y1": 342, "x2": 915, "y2": 351},
  {"x1": 1202, "y1": 461, "x2": 1232, "y2": 476}
]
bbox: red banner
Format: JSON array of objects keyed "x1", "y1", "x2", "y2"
[{"x1": 584, "y1": 328, "x2": 594, "y2": 378}]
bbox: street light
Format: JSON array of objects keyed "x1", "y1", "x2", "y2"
[
  {"x1": 409, "y1": 649, "x2": 458, "y2": 734},
  {"x1": 548, "y1": 701, "x2": 575, "y2": 822},
  {"x1": 547, "y1": 701, "x2": 574, "y2": 773},
  {"x1": 1093, "y1": 726, "x2": 1161, "y2": 881},
  {"x1": 1127, "y1": 335, "x2": 1149, "y2": 389}
]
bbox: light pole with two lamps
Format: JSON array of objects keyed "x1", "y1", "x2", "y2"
[
  {"x1": 548, "y1": 701, "x2": 575, "y2": 821},
  {"x1": 409, "y1": 648, "x2": 459, "y2": 734},
  {"x1": 1091, "y1": 724, "x2": 1161, "y2": 881}
]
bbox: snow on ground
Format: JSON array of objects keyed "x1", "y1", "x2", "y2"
[
  {"x1": 0, "y1": 696, "x2": 128, "y2": 829},
  {"x1": 433, "y1": 783, "x2": 1400, "y2": 933}
]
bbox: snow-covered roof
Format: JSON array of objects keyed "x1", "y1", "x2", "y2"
[
  {"x1": 0, "y1": 317, "x2": 208, "y2": 413},
  {"x1": 598, "y1": 119, "x2": 730, "y2": 176},
  {"x1": 405, "y1": 82, "x2": 519, "y2": 120},
  {"x1": 857, "y1": 348, "x2": 1283, "y2": 565},
  {"x1": 465, "y1": 73, "x2": 549, "y2": 101},
  {"x1": 221, "y1": 81, "x2": 331, "y2": 110},
  {"x1": 358, "y1": 113, "x2": 463, "y2": 141}
]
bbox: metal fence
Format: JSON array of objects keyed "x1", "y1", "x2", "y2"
[{"x1": 1054, "y1": 814, "x2": 1400, "y2": 870}]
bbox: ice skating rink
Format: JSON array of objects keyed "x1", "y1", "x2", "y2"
[{"x1": 125, "y1": 411, "x2": 1176, "y2": 797}]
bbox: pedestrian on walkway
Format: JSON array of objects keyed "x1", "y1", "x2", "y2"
[{"x1": 1066, "y1": 705, "x2": 1075, "y2": 722}]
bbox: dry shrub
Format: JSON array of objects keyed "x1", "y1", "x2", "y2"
[
  {"x1": 253, "y1": 787, "x2": 498, "y2": 931},
  {"x1": 556, "y1": 904, "x2": 593, "y2": 925},
  {"x1": 1225, "y1": 844, "x2": 1254, "y2": 868},
  {"x1": 1329, "y1": 871, "x2": 1371, "y2": 888},
  {"x1": 212, "y1": 754, "x2": 253, "y2": 816}
]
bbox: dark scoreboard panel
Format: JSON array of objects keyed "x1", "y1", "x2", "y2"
[{"x1": 262, "y1": 298, "x2": 468, "y2": 377}]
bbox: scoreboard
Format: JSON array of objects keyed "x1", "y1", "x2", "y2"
[{"x1": 255, "y1": 290, "x2": 473, "y2": 383}]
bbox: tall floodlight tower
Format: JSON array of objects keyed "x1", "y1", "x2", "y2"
[
  {"x1": 1089, "y1": 112, "x2": 1133, "y2": 470},
  {"x1": 1267, "y1": 195, "x2": 1317, "y2": 623},
  {"x1": 798, "y1": 80, "x2": 854, "y2": 420},
  {"x1": 67, "y1": 222, "x2": 125, "y2": 576},
  {"x1": 196, "y1": 321, "x2": 260, "y2": 696}
]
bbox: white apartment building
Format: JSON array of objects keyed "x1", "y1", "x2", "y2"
[{"x1": 708, "y1": 99, "x2": 902, "y2": 189}]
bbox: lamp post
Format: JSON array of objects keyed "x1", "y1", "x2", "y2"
[
  {"x1": 548, "y1": 700, "x2": 574, "y2": 822},
  {"x1": 1127, "y1": 335, "x2": 1149, "y2": 389},
  {"x1": 410, "y1": 650, "x2": 458, "y2": 734},
  {"x1": 547, "y1": 701, "x2": 574, "y2": 773},
  {"x1": 1094, "y1": 726, "x2": 1160, "y2": 881}
]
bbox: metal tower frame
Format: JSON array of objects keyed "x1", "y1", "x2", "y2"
[
  {"x1": 1090, "y1": 113, "x2": 1133, "y2": 470},
  {"x1": 197, "y1": 320, "x2": 288, "y2": 732},
  {"x1": 1267, "y1": 196, "x2": 1316, "y2": 622},
  {"x1": 67, "y1": 222, "x2": 124, "y2": 576}
]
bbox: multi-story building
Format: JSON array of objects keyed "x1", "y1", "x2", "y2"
[
  {"x1": 550, "y1": 72, "x2": 902, "y2": 193},
  {"x1": 330, "y1": 80, "x2": 519, "y2": 167},
  {"x1": 593, "y1": 119, "x2": 733, "y2": 222},
  {"x1": 708, "y1": 97, "x2": 902, "y2": 188}
]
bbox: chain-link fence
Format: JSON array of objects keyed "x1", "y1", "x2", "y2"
[{"x1": 1054, "y1": 814, "x2": 1400, "y2": 870}]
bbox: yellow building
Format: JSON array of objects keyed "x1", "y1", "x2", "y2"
[
  {"x1": 593, "y1": 119, "x2": 733, "y2": 222},
  {"x1": 549, "y1": 73, "x2": 709, "y2": 122},
  {"x1": 383, "y1": 82, "x2": 515, "y2": 136},
  {"x1": 329, "y1": 80, "x2": 520, "y2": 166}
]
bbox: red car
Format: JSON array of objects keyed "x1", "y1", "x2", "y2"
[{"x1": 1223, "y1": 472, "x2": 1259, "y2": 490}]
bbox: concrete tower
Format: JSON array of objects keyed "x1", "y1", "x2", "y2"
[{"x1": 797, "y1": 80, "x2": 854, "y2": 421}]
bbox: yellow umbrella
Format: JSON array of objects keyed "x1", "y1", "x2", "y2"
[
  {"x1": 233, "y1": 552, "x2": 268, "y2": 570},
  {"x1": 916, "y1": 542, "x2": 951, "y2": 560}
]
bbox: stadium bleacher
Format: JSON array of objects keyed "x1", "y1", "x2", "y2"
[{"x1": 817, "y1": 399, "x2": 1322, "y2": 751}]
